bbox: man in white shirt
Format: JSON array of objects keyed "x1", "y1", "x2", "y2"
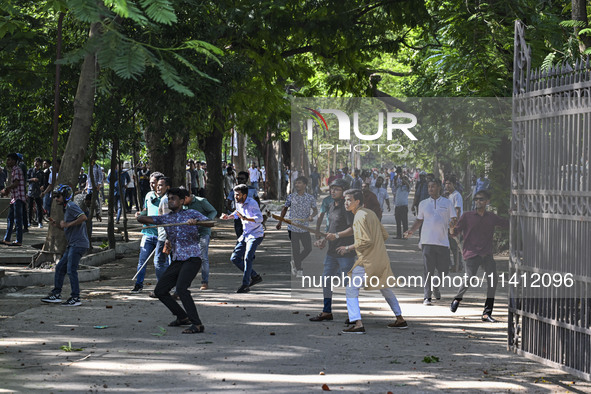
[
  {"x1": 404, "y1": 179, "x2": 457, "y2": 305},
  {"x1": 445, "y1": 176, "x2": 463, "y2": 272},
  {"x1": 248, "y1": 162, "x2": 260, "y2": 191}
]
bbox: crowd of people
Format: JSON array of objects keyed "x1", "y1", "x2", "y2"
[{"x1": 1, "y1": 151, "x2": 506, "y2": 335}]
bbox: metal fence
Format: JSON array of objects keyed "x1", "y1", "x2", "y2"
[{"x1": 509, "y1": 21, "x2": 591, "y2": 380}]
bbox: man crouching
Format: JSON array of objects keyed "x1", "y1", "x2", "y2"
[{"x1": 137, "y1": 187, "x2": 213, "y2": 334}]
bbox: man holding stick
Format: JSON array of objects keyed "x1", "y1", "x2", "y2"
[
  {"x1": 137, "y1": 188, "x2": 213, "y2": 334},
  {"x1": 221, "y1": 184, "x2": 264, "y2": 293}
]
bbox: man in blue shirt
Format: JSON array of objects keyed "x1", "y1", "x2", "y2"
[
  {"x1": 137, "y1": 188, "x2": 212, "y2": 334},
  {"x1": 131, "y1": 172, "x2": 164, "y2": 294},
  {"x1": 41, "y1": 184, "x2": 89, "y2": 306},
  {"x1": 221, "y1": 183, "x2": 264, "y2": 293}
]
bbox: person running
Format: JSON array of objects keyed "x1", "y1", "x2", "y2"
[
  {"x1": 309, "y1": 179, "x2": 355, "y2": 322},
  {"x1": 183, "y1": 192, "x2": 217, "y2": 290},
  {"x1": 137, "y1": 188, "x2": 213, "y2": 334},
  {"x1": 276, "y1": 176, "x2": 318, "y2": 277},
  {"x1": 221, "y1": 183, "x2": 264, "y2": 293},
  {"x1": 41, "y1": 184, "x2": 89, "y2": 306},
  {"x1": 337, "y1": 189, "x2": 408, "y2": 334},
  {"x1": 449, "y1": 190, "x2": 509, "y2": 322}
]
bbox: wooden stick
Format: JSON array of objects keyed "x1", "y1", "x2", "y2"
[
  {"x1": 271, "y1": 214, "x2": 327, "y2": 237},
  {"x1": 139, "y1": 220, "x2": 215, "y2": 230}
]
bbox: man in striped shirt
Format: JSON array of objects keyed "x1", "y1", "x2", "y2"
[{"x1": 1, "y1": 153, "x2": 26, "y2": 246}]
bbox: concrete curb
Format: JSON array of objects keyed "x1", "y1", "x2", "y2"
[
  {"x1": 0, "y1": 264, "x2": 99, "y2": 288},
  {"x1": 0, "y1": 240, "x2": 141, "y2": 288}
]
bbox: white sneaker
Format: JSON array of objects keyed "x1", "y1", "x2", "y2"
[
  {"x1": 290, "y1": 260, "x2": 297, "y2": 276},
  {"x1": 423, "y1": 298, "x2": 432, "y2": 306},
  {"x1": 296, "y1": 270, "x2": 303, "y2": 278},
  {"x1": 38, "y1": 223, "x2": 43, "y2": 228}
]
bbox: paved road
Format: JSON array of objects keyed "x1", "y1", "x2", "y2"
[{"x1": 0, "y1": 205, "x2": 588, "y2": 392}]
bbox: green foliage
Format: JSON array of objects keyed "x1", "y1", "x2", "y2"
[{"x1": 60, "y1": 341, "x2": 83, "y2": 352}]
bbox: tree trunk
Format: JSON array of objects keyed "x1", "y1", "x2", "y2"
[
  {"x1": 201, "y1": 108, "x2": 225, "y2": 215},
  {"x1": 573, "y1": 0, "x2": 591, "y2": 52},
  {"x1": 264, "y1": 128, "x2": 279, "y2": 200},
  {"x1": 107, "y1": 139, "x2": 118, "y2": 249},
  {"x1": 144, "y1": 121, "x2": 188, "y2": 187},
  {"x1": 236, "y1": 132, "x2": 248, "y2": 172},
  {"x1": 33, "y1": 22, "x2": 100, "y2": 267}
]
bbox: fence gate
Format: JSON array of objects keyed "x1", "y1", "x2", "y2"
[{"x1": 510, "y1": 21, "x2": 591, "y2": 380}]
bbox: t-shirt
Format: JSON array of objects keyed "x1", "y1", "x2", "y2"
[
  {"x1": 447, "y1": 190, "x2": 463, "y2": 219},
  {"x1": 248, "y1": 167, "x2": 260, "y2": 183},
  {"x1": 27, "y1": 167, "x2": 44, "y2": 198},
  {"x1": 141, "y1": 191, "x2": 161, "y2": 236},
  {"x1": 326, "y1": 199, "x2": 355, "y2": 257},
  {"x1": 63, "y1": 201, "x2": 90, "y2": 248},
  {"x1": 184, "y1": 195, "x2": 217, "y2": 236},
  {"x1": 284, "y1": 192, "x2": 316, "y2": 233},
  {"x1": 417, "y1": 196, "x2": 456, "y2": 247},
  {"x1": 455, "y1": 211, "x2": 509, "y2": 259},
  {"x1": 158, "y1": 194, "x2": 171, "y2": 241}
]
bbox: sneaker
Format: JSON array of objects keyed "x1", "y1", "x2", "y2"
[
  {"x1": 341, "y1": 325, "x2": 366, "y2": 334},
  {"x1": 200, "y1": 283, "x2": 209, "y2": 290},
  {"x1": 41, "y1": 293, "x2": 61, "y2": 303},
  {"x1": 289, "y1": 260, "x2": 297, "y2": 276},
  {"x1": 423, "y1": 298, "x2": 432, "y2": 306},
  {"x1": 148, "y1": 291, "x2": 157, "y2": 298},
  {"x1": 296, "y1": 270, "x2": 303, "y2": 278},
  {"x1": 237, "y1": 285, "x2": 250, "y2": 293},
  {"x1": 387, "y1": 320, "x2": 409, "y2": 329},
  {"x1": 38, "y1": 223, "x2": 43, "y2": 228},
  {"x1": 130, "y1": 284, "x2": 143, "y2": 293},
  {"x1": 433, "y1": 288, "x2": 441, "y2": 300},
  {"x1": 450, "y1": 299, "x2": 460, "y2": 313},
  {"x1": 249, "y1": 275, "x2": 263, "y2": 287},
  {"x1": 62, "y1": 297, "x2": 81, "y2": 306}
]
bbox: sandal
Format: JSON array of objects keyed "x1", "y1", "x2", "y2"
[
  {"x1": 168, "y1": 317, "x2": 191, "y2": 327},
  {"x1": 182, "y1": 324, "x2": 205, "y2": 334}
]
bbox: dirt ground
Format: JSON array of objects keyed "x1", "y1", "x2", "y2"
[{"x1": 0, "y1": 212, "x2": 589, "y2": 393}]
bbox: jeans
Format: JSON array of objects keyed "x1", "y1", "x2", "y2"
[
  {"x1": 422, "y1": 244, "x2": 450, "y2": 300},
  {"x1": 125, "y1": 187, "x2": 139, "y2": 212},
  {"x1": 198, "y1": 234, "x2": 211, "y2": 284},
  {"x1": 52, "y1": 245, "x2": 87, "y2": 298},
  {"x1": 345, "y1": 266, "x2": 402, "y2": 322},
  {"x1": 4, "y1": 200, "x2": 24, "y2": 244},
  {"x1": 115, "y1": 197, "x2": 122, "y2": 222},
  {"x1": 251, "y1": 181, "x2": 259, "y2": 190},
  {"x1": 43, "y1": 193, "x2": 52, "y2": 216},
  {"x1": 321, "y1": 254, "x2": 356, "y2": 313},
  {"x1": 230, "y1": 236, "x2": 263, "y2": 286},
  {"x1": 134, "y1": 235, "x2": 167, "y2": 286},
  {"x1": 154, "y1": 257, "x2": 202, "y2": 325},
  {"x1": 394, "y1": 206, "x2": 409, "y2": 238},
  {"x1": 28, "y1": 196, "x2": 43, "y2": 224},
  {"x1": 288, "y1": 230, "x2": 312, "y2": 270},
  {"x1": 449, "y1": 235, "x2": 463, "y2": 269},
  {"x1": 454, "y1": 255, "x2": 497, "y2": 316}
]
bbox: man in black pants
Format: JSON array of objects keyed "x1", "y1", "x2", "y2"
[{"x1": 137, "y1": 188, "x2": 213, "y2": 334}]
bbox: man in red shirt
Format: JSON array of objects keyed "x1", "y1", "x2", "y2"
[
  {"x1": 449, "y1": 190, "x2": 509, "y2": 322},
  {"x1": 1, "y1": 153, "x2": 26, "y2": 246}
]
